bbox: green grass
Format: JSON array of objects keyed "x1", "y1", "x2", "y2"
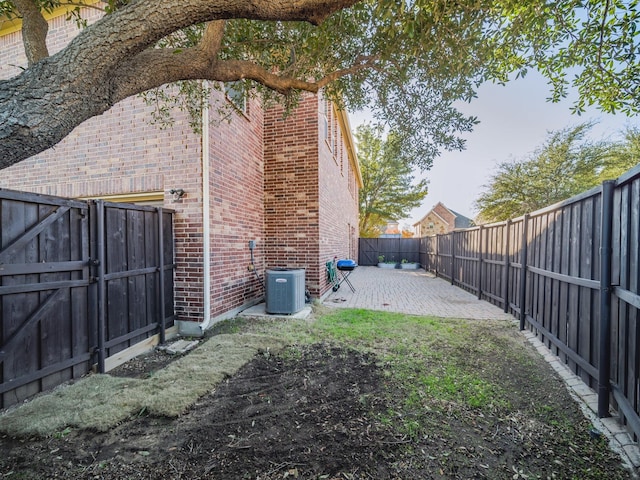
[
  {"x1": 281, "y1": 310, "x2": 628, "y2": 478},
  {"x1": 320, "y1": 310, "x2": 508, "y2": 435},
  {"x1": 225, "y1": 308, "x2": 513, "y2": 439},
  {"x1": 1, "y1": 307, "x2": 629, "y2": 478}
]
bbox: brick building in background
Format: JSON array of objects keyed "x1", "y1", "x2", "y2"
[
  {"x1": 413, "y1": 202, "x2": 474, "y2": 236},
  {"x1": 0, "y1": 7, "x2": 361, "y2": 332}
]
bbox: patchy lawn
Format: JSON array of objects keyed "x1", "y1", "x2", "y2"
[{"x1": 0, "y1": 308, "x2": 631, "y2": 479}]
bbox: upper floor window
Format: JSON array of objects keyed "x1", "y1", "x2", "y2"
[
  {"x1": 225, "y1": 81, "x2": 247, "y2": 114},
  {"x1": 348, "y1": 162, "x2": 355, "y2": 197},
  {"x1": 322, "y1": 98, "x2": 329, "y2": 141},
  {"x1": 322, "y1": 97, "x2": 334, "y2": 152}
]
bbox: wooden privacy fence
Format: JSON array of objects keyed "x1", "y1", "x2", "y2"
[
  {"x1": 0, "y1": 188, "x2": 175, "y2": 409},
  {"x1": 418, "y1": 164, "x2": 640, "y2": 440},
  {"x1": 358, "y1": 237, "x2": 420, "y2": 265}
]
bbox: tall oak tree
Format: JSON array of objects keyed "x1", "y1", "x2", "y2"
[{"x1": 0, "y1": 0, "x2": 638, "y2": 170}]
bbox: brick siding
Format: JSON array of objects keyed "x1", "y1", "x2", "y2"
[
  {"x1": 415, "y1": 203, "x2": 458, "y2": 236},
  {"x1": 1, "y1": 9, "x2": 359, "y2": 318},
  {"x1": 264, "y1": 93, "x2": 359, "y2": 297}
]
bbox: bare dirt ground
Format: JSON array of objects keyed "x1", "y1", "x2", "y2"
[
  {"x1": 1, "y1": 344, "x2": 398, "y2": 479},
  {"x1": 0, "y1": 313, "x2": 632, "y2": 479}
]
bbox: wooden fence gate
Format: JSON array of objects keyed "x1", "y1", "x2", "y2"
[{"x1": 0, "y1": 188, "x2": 175, "y2": 409}]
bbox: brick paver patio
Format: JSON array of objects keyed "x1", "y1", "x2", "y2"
[{"x1": 324, "y1": 266, "x2": 513, "y2": 320}]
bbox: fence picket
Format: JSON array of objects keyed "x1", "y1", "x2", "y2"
[
  {"x1": 360, "y1": 166, "x2": 640, "y2": 439},
  {"x1": 1, "y1": 190, "x2": 175, "y2": 408}
]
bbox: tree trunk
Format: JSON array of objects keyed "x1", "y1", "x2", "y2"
[{"x1": 0, "y1": 0, "x2": 359, "y2": 169}]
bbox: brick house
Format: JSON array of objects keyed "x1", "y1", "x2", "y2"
[
  {"x1": 380, "y1": 220, "x2": 401, "y2": 238},
  {"x1": 0, "y1": 7, "x2": 362, "y2": 332},
  {"x1": 413, "y1": 202, "x2": 473, "y2": 237}
]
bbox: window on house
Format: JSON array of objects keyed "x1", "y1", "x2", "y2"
[
  {"x1": 323, "y1": 97, "x2": 333, "y2": 152},
  {"x1": 225, "y1": 81, "x2": 247, "y2": 114},
  {"x1": 428, "y1": 222, "x2": 435, "y2": 230},
  {"x1": 322, "y1": 97, "x2": 329, "y2": 141},
  {"x1": 340, "y1": 140, "x2": 344, "y2": 175}
]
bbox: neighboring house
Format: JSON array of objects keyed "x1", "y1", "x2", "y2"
[
  {"x1": 413, "y1": 202, "x2": 473, "y2": 237},
  {"x1": 0, "y1": 7, "x2": 362, "y2": 332},
  {"x1": 379, "y1": 220, "x2": 401, "y2": 238}
]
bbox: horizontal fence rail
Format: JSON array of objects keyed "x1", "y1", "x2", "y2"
[
  {"x1": 0, "y1": 190, "x2": 91, "y2": 405},
  {"x1": 1, "y1": 188, "x2": 175, "y2": 408},
  {"x1": 358, "y1": 237, "x2": 420, "y2": 265},
  {"x1": 361, "y1": 163, "x2": 640, "y2": 440}
]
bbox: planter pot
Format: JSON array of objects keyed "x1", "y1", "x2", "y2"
[
  {"x1": 400, "y1": 263, "x2": 419, "y2": 269},
  {"x1": 377, "y1": 262, "x2": 397, "y2": 269}
]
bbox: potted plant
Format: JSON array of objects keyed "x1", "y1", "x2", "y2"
[
  {"x1": 377, "y1": 255, "x2": 397, "y2": 269},
  {"x1": 400, "y1": 258, "x2": 419, "y2": 269}
]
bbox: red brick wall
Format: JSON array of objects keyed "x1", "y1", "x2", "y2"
[
  {"x1": 1, "y1": 10, "x2": 85, "y2": 79},
  {"x1": 2, "y1": 10, "x2": 359, "y2": 316},
  {"x1": 0, "y1": 95, "x2": 266, "y2": 322},
  {"x1": 263, "y1": 94, "x2": 321, "y2": 293},
  {"x1": 415, "y1": 203, "x2": 458, "y2": 236},
  {"x1": 264, "y1": 93, "x2": 359, "y2": 297},
  {"x1": 432, "y1": 203, "x2": 456, "y2": 228},
  {"x1": 318, "y1": 98, "x2": 359, "y2": 296},
  {"x1": 208, "y1": 101, "x2": 265, "y2": 319},
  {"x1": 0, "y1": 9, "x2": 265, "y2": 322}
]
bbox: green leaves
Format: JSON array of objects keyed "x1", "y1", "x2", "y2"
[
  {"x1": 356, "y1": 123, "x2": 429, "y2": 236},
  {"x1": 4, "y1": 0, "x2": 637, "y2": 168},
  {"x1": 209, "y1": 0, "x2": 639, "y2": 167},
  {"x1": 495, "y1": 0, "x2": 640, "y2": 115},
  {"x1": 474, "y1": 123, "x2": 640, "y2": 222}
]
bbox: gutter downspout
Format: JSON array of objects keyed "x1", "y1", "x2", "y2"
[
  {"x1": 200, "y1": 85, "x2": 212, "y2": 332},
  {"x1": 177, "y1": 85, "x2": 212, "y2": 337}
]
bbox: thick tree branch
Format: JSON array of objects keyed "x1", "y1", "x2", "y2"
[
  {"x1": 213, "y1": 55, "x2": 381, "y2": 93},
  {"x1": 0, "y1": 0, "x2": 361, "y2": 169},
  {"x1": 108, "y1": 48, "x2": 320, "y2": 102},
  {"x1": 13, "y1": 0, "x2": 49, "y2": 65},
  {"x1": 199, "y1": 20, "x2": 226, "y2": 58},
  {"x1": 110, "y1": 48, "x2": 380, "y2": 103},
  {"x1": 63, "y1": 0, "x2": 359, "y2": 76}
]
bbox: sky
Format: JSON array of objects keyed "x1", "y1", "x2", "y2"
[{"x1": 350, "y1": 71, "x2": 638, "y2": 229}]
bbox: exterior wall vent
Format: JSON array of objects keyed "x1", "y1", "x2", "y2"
[{"x1": 265, "y1": 268, "x2": 305, "y2": 314}]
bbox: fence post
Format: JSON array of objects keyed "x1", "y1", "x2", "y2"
[
  {"x1": 433, "y1": 234, "x2": 440, "y2": 277},
  {"x1": 157, "y1": 207, "x2": 166, "y2": 345},
  {"x1": 451, "y1": 232, "x2": 456, "y2": 285},
  {"x1": 477, "y1": 226, "x2": 483, "y2": 299},
  {"x1": 96, "y1": 200, "x2": 106, "y2": 374},
  {"x1": 502, "y1": 220, "x2": 511, "y2": 313},
  {"x1": 519, "y1": 215, "x2": 529, "y2": 330},
  {"x1": 598, "y1": 180, "x2": 615, "y2": 418}
]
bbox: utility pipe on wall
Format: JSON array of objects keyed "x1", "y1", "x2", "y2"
[
  {"x1": 200, "y1": 84, "x2": 212, "y2": 332},
  {"x1": 175, "y1": 85, "x2": 213, "y2": 336}
]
